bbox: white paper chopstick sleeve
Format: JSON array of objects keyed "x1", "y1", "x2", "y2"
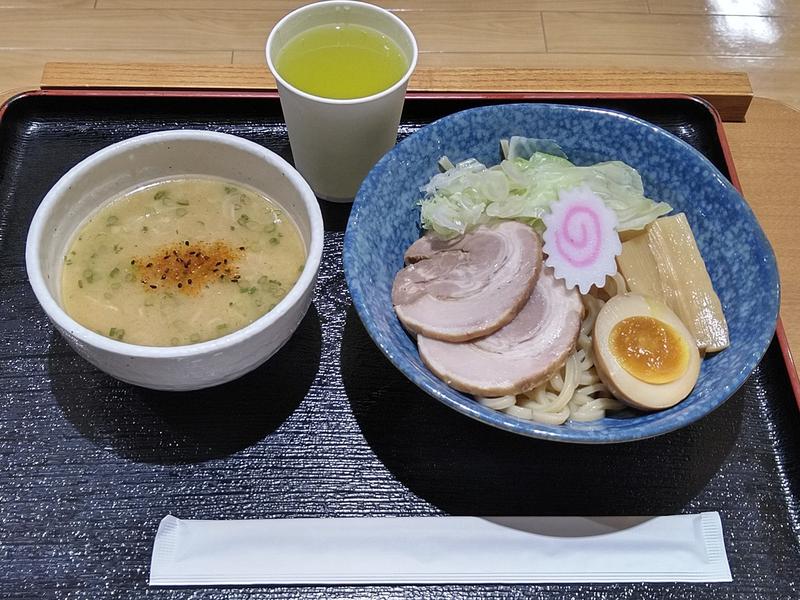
[{"x1": 149, "y1": 512, "x2": 731, "y2": 585}]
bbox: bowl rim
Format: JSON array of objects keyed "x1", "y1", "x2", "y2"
[
  {"x1": 25, "y1": 129, "x2": 324, "y2": 359},
  {"x1": 344, "y1": 101, "x2": 780, "y2": 443}
]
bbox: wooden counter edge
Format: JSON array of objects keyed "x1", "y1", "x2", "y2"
[{"x1": 40, "y1": 62, "x2": 753, "y2": 122}]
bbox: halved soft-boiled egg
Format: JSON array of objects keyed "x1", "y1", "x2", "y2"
[{"x1": 593, "y1": 293, "x2": 701, "y2": 411}]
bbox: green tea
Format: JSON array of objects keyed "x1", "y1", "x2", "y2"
[{"x1": 276, "y1": 23, "x2": 408, "y2": 100}]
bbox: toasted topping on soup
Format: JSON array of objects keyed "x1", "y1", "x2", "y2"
[{"x1": 134, "y1": 240, "x2": 242, "y2": 295}]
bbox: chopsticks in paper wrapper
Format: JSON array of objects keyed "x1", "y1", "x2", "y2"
[{"x1": 149, "y1": 513, "x2": 731, "y2": 585}]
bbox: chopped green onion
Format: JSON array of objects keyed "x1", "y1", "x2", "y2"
[
  {"x1": 265, "y1": 279, "x2": 283, "y2": 297},
  {"x1": 237, "y1": 214, "x2": 250, "y2": 226},
  {"x1": 106, "y1": 215, "x2": 119, "y2": 226},
  {"x1": 82, "y1": 269, "x2": 95, "y2": 283},
  {"x1": 108, "y1": 327, "x2": 125, "y2": 341},
  {"x1": 269, "y1": 237, "x2": 279, "y2": 245},
  {"x1": 154, "y1": 190, "x2": 169, "y2": 201},
  {"x1": 176, "y1": 207, "x2": 188, "y2": 217},
  {"x1": 176, "y1": 198, "x2": 190, "y2": 206},
  {"x1": 109, "y1": 267, "x2": 119, "y2": 278}
]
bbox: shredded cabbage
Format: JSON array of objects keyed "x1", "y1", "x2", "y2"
[{"x1": 420, "y1": 137, "x2": 672, "y2": 239}]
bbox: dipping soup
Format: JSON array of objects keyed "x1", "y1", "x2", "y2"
[{"x1": 61, "y1": 178, "x2": 306, "y2": 346}]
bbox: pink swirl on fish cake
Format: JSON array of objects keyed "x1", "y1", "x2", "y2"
[
  {"x1": 543, "y1": 185, "x2": 622, "y2": 294},
  {"x1": 554, "y1": 205, "x2": 602, "y2": 268}
]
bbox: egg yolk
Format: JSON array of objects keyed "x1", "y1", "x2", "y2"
[{"x1": 609, "y1": 316, "x2": 689, "y2": 384}]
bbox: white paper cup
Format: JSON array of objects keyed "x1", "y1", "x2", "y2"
[{"x1": 266, "y1": 0, "x2": 418, "y2": 202}]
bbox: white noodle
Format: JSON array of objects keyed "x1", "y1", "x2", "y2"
[
  {"x1": 503, "y1": 404, "x2": 533, "y2": 420},
  {"x1": 477, "y1": 395, "x2": 516, "y2": 410},
  {"x1": 530, "y1": 406, "x2": 571, "y2": 425}
]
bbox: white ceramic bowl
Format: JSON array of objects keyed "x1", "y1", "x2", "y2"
[{"x1": 25, "y1": 130, "x2": 324, "y2": 391}]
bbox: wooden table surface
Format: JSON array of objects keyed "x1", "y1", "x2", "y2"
[
  {"x1": 1, "y1": 61, "x2": 797, "y2": 384},
  {"x1": 1, "y1": 1, "x2": 799, "y2": 110}
]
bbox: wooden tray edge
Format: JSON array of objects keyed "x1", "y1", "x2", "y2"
[{"x1": 39, "y1": 62, "x2": 753, "y2": 122}]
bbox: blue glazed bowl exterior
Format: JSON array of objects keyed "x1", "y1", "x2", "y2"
[{"x1": 343, "y1": 103, "x2": 780, "y2": 444}]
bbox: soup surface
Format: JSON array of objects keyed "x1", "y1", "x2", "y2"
[{"x1": 61, "y1": 178, "x2": 306, "y2": 346}]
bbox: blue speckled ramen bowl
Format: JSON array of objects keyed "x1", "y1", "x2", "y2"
[{"x1": 343, "y1": 103, "x2": 779, "y2": 443}]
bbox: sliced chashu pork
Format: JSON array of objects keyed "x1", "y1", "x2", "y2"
[
  {"x1": 417, "y1": 268, "x2": 583, "y2": 397},
  {"x1": 392, "y1": 221, "x2": 542, "y2": 342}
]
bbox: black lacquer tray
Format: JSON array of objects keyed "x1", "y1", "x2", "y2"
[{"x1": 1, "y1": 90, "x2": 798, "y2": 599}]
